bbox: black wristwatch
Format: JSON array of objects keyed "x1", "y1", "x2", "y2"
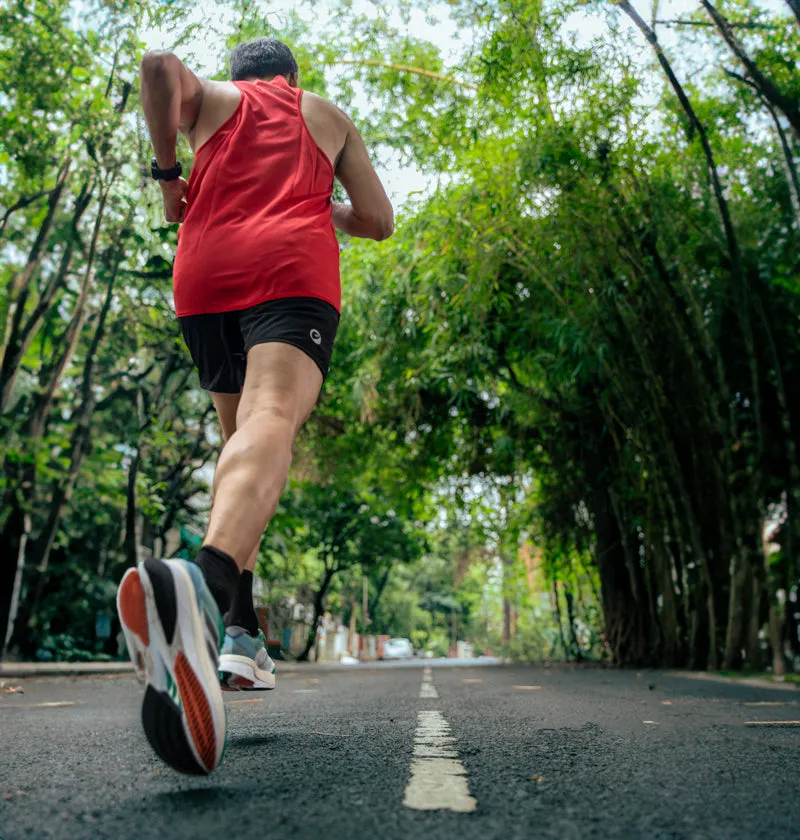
[{"x1": 151, "y1": 158, "x2": 183, "y2": 181}]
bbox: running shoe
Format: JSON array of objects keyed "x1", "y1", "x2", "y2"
[
  {"x1": 117, "y1": 557, "x2": 227, "y2": 775},
  {"x1": 218, "y1": 626, "x2": 277, "y2": 691}
]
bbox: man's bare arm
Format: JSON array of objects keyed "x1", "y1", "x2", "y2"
[
  {"x1": 140, "y1": 51, "x2": 203, "y2": 168},
  {"x1": 333, "y1": 121, "x2": 394, "y2": 241},
  {"x1": 139, "y1": 51, "x2": 203, "y2": 223}
]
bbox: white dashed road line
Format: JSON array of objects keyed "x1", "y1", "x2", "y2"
[
  {"x1": 404, "y1": 670, "x2": 477, "y2": 813},
  {"x1": 419, "y1": 668, "x2": 439, "y2": 699}
]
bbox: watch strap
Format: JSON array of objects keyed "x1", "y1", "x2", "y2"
[{"x1": 151, "y1": 159, "x2": 182, "y2": 181}]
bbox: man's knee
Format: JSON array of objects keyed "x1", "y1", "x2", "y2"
[
  {"x1": 239, "y1": 401, "x2": 289, "y2": 427},
  {"x1": 238, "y1": 400, "x2": 306, "y2": 437},
  {"x1": 214, "y1": 422, "x2": 293, "y2": 491}
]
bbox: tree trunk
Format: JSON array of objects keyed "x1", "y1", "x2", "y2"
[
  {"x1": 661, "y1": 487, "x2": 693, "y2": 666},
  {"x1": 723, "y1": 550, "x2": 752, "y2": 669},
  {"x1": 745, "y1": 561, "x2": 765, "y2": 669},
  {"x1": 0, "y1": 177, "x2": 93, "y2": 412},
  {"x1": 618, "y1": 2, "x2": 766, "y2": 489},
  {"x1": 609, "y1": 296, "x2": 720, "y2": 666},
  {"x1": 769, "y1": 599, "x2": 787, "y2": 678},
  {"x1": 763, "y1": 523, "x2": 787, "y2": 677},
  {"x1": 123, "y1": 450, "x2": 142, "y2": 568},
  {"x1": 157, "y1": 407, "x2": 216, "y2": 542},
  {"x1": 650, "y1": 490, "x2": 682, "y2": 666},
  {"x1": 0, "y1": 188, "x2": 52, "y2": 239},
  {"x1": 297, "y1": 567, "x2": 336, "y2": 662},
  {"x1": 591, "y1": 451, "x2": 648, "y2": 665},
  {"x1": 0, "y1": 431, "x2": 43, "y2": 656},
  {"x1": 119, "y1": 350, "x2": 183, "y2": 570},
  {"x1": 502, "y1": 548, "x2": 512, "y2": 646},
  {"x1": 551, "y1": 579, "x2": 569, "y2": 660},
  {"x1": 564, "y1": 581, "x2": 583, "y2": 661},
  {"x1": 25, "y1": 424, "x2": 92, "y2": 621},
  {"x1": 0, "y1": 244, "x2": 109, "y2": 647},
  {"x1": 368, "y1": 565, "x2": 392, "y2": 621},
  {"x1": 0, "y1": 161, "x2": 70, "y2": 368},
  {"x1": 616, "y1": 2, "x2": 743, "y2": 281},
  {"x1": 788, "y1": 0, "x2": 800, "y2": 27},
  {"x1": 701, "y1": 0, "x2": 800, "y2": 138},
  {"x1": 658, "y1": 545, "x2": 682, "y2": 667},
  {"x1": 769, "y1": 100, "x2": 800, "y2": 219},
  {"x1": 24, "y1": 186, "x2": 110, "y2": 444},
  {"x1": 21, "y1": 257, "x2": 119, "y2": 629},
  {"x1": 503, "y1": 596, "x2": 512, "y2": 646},
  {"x1": 0, "y1": 508, "x2": 30, "y2": 657}
]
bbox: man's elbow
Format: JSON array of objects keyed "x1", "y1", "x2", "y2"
[
  {"x1": 374, "y1": 216, "x2": 394, "y2": 241},
  {"x1": 140, "y1": 50, "x2": 178, "y2": 82},
  {"x1": 372, "y1": 208, "x2": 394, "y2": 241}
]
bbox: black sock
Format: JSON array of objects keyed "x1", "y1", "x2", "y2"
[
  {"x1": 194, "y1": 545, "x2": 240, "y2": 617},
  {"x1": 226, "y1": 570, "x2": 260, "y2": 637}
]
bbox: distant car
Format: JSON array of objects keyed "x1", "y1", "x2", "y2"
[{"x1": 381, "y1": 638, "x2": 414, "y2": 660}]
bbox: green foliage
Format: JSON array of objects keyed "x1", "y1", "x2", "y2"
[
  {"x1": 321, "y1": 0, "x2": 800, "y2": 669},
  {"x1": 2, "y1": 0, "x2": 798, "y2": 673}
]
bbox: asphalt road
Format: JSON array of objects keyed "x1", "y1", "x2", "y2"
[{"x1": 2, "y1": 661, "x2": 799, "y2": 840}]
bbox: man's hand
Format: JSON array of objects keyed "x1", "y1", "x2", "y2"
[{"x1": 160, "y1": 177, "x2": 189, "y2": 223}]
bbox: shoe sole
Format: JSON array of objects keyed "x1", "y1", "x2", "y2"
[
  {"x1": 117, "y1": 558, "x2": 226, "y2": 775},
  {"x1": 219, "y1": 654, "x2": 276, "y2": 691}
]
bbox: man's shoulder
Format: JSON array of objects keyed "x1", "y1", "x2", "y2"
[
  {"x1": 200, "y1": 79, "x2": 241, "y2": 97},
  {"x1": 197, "y1": 79, "x2": 242, "y2": 116},
  {"x1": 190, "y1": 80, "x2": 242, "y2": 150},
  {"x1": 301, "y1": 91, "x2": 351, "y2": 127}
]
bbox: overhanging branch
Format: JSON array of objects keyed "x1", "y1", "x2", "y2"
[
  {"x1": 654, "y1": 18, "x2": 784, "y2": 30},
  {"x1": 0, "y1": 190, "x2": 52, "y2": 236},
  {"x1": 336, "y1": 59, "x2": 477, "y2": 91}
]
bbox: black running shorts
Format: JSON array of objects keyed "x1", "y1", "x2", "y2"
[{"x1": 178, "y1": 297, "x2": 339, "y2": 393}]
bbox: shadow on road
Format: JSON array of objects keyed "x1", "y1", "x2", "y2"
[
  {"x1": 146, "y1": 786, "x2": 236, "y2": 812},
  {"x1": 226, "y1": 733, "x2": 278, "y2": 749}
]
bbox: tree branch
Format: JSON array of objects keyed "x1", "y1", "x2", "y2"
[
  {"x1": 0, "y1": 190, "x2": 52, "y2": 237},
  {"x1": 119, "y1": 267, "x2": 173, "y2": 279},
  {"x1": 700, "y1": 0, "x2": 800, "y2": 138},
  {"x1": 615, "y1": 1, "x2": 743, "y2": 282},
  {"x1": 725, "y1": 69, "x2": 800, "y2": 218},
  {"x1": 336, "y1": 59, "x2": 477, "y2": 91},
  {"x1": 786, "y1": 0, "x2": 800, "y2": 28},
  {"x1": 654, "y1": 18, "x2": 784, "y2": 30}
]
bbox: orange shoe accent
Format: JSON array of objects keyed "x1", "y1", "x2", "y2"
[
  {"x1": 118, "y1": 569, "x2": 149, "y2": 646},
  {"x1": 174, "y1": 652, "x2": 218, "y2": 771}
]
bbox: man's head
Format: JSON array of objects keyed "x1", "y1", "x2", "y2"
[{"x1": 229, "y1": 37, "x2": 299, "y2": 86}]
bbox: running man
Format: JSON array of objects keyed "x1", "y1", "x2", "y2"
[{"x1": 117, "y1": 37, "x2": 393, "y2": 775}]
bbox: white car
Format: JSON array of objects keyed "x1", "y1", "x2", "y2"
[{"x1": 381, "y1": 638, "x2": 414, "y2": 660}]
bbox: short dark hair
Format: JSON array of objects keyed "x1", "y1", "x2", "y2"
[{"x1": 229, "y1": 37, "x2": 298, "y2": 81}]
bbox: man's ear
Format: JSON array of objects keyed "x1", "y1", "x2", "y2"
[{"x1": 287, "y1": 72, "x2": 299, "y2": 88}]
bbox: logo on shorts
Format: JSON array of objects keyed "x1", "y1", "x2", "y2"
[{"x1": 310, "y1": 328, "x2": 322, "y2": 345}]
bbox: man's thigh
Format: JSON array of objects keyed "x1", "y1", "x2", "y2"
[
  {"x1": 236, "y1": 296, "x2": 339, "y2": 432},
  {"x1": 238, "y1": 342, "x2": 323, "y2": 434}
]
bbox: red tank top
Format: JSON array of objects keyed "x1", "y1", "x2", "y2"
[{"x1": 173, "y1": 77, "x2": 340, "y2": 317}]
